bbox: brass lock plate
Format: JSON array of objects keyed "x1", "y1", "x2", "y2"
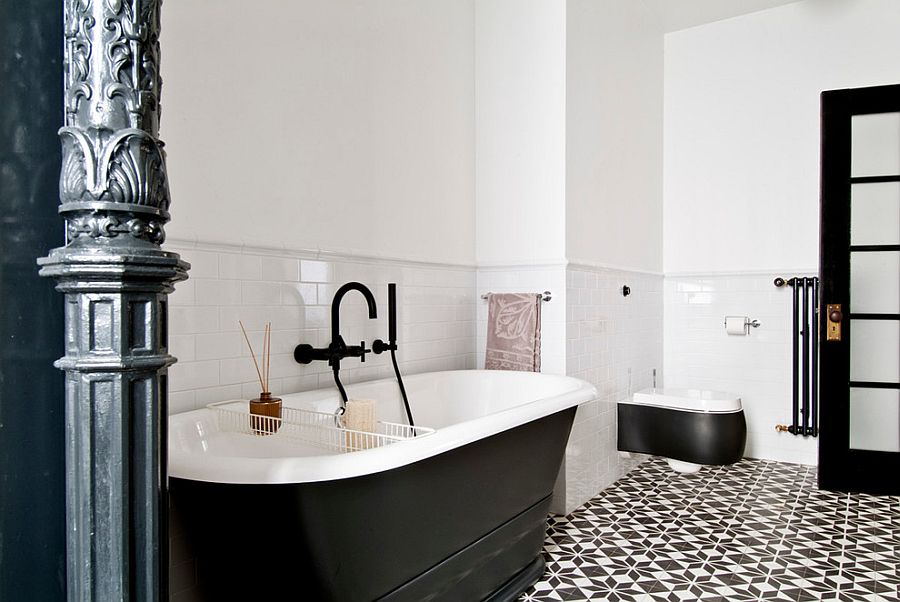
[{"x1": 826, "y1": 303, "x2": 842, "y2": 341}]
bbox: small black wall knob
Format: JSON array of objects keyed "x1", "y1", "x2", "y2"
[
  {"x1": 372, "y1": 339, "x2": 393, "y2": 354},
  {"x1": 294, "y1": 344, "x2": 314, "y2": 364},
  {"x1": 622, "y1": 285, "x2": 631, "y2": 297}
]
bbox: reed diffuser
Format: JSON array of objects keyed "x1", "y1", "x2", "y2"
[{"x1": 240, "y1": 320, "x2": 281, "y2": 435}]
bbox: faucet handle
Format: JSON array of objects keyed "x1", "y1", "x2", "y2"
[
  {"x1": 359, "y1": 341, "x2": 370, "y2": 363},
  {"x1": 372, "y1": 339, "x2": 395, "y2": 354}
]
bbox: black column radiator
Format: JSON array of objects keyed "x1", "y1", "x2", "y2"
[{"x1": 774, "y1": 276, "x2": 819, "y2": 437}]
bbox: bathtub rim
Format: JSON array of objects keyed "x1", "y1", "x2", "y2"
[{"x1": 168, "y1": 370, "x2": 597, "y2": 485}]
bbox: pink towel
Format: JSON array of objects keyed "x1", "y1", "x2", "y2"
[{"x1": 484, "y1": 293, "x2": 541, "y2": 372}]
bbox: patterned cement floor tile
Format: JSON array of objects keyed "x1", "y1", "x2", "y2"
[{"x1": 521, "y1": 457, "x2": 900, "y2": 602}]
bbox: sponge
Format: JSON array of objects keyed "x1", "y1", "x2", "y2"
[{"x1": 343, "y1": 398, "x2": 375, "y2": 450}]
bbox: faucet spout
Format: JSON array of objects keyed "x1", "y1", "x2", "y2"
[
  {"x1": 295, "y1": 281, "x2": 379, "y2": 406},
  {"x1": 331, "y1": 282, "x2": 377, "y2": 340}
]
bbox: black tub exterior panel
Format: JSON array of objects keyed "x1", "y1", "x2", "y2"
[
  {"x1": 171, "y1": 406, "x2": 576, "y2": 601},
  {"x1": 617, "y1": 404, "x2": 746, "y2": 465}
]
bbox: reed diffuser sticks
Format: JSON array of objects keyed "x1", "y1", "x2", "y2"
[
  {"x1": 239, "y1": 320, "x2": 273, "y2": 393},
  {"x1": 240, "y1": 320, "x2": 282, "y2": 434}
]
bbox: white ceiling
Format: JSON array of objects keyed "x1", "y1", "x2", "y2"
[{"x1": 646, "y1": 0, "x2": 805, "y2": 33}]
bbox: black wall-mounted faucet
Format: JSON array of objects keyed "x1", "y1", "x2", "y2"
[
  {"x1": 329, "y1": 281, "x2": 377, "y2": 365},
  {"x1": 294, "y1": 282, "x2": 415, "y2": 427},
  {"x1": 294, "y1": 281, "x2": 378, "y2": 404}
]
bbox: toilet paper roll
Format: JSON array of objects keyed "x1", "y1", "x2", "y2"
[{"x1": 725, "y1": 316, "x2": 747, "y2": 336}]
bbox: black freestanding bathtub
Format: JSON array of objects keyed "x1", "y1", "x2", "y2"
[{"x1": 169, "y1": 370, "x2": 597, "y2": 601}]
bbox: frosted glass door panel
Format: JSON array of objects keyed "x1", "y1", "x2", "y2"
[
  {"x1": 850, "y1": 251, "x2": 900, "y2": 314},
  {"x1": 851, "y1": 183, "x2": 900, "y2": 246},
  {"x1": 821, "y1": 84, "x2": 900, "y2": 493},
  {"x1": 850, "y1": 321, "x2": 900, "y2": 382},
  {"x1": 851, "y1": 113, "x2": 900, "y2": 177},
  {"x1": 850, "y1": 388, "x2": 900, "y2": 452}
]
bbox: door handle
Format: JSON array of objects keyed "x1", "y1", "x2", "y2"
[{"x1": 826, "y1": 303, "x2": 842, "y2": 341}]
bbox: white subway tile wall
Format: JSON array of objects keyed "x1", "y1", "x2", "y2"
[
  {"x1": 664, "y1": 272, "x2": 818, "y2": 466},
  {"x1": 164, "y1": 241, "x2": 477, "y2": 414},
  {"x1": 557, "y1": 267, "x2": 664, "y2": 514}
]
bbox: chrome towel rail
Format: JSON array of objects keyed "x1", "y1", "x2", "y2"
[{"x1": 481, "y1": 291, "x2": 552, "y2": 302}]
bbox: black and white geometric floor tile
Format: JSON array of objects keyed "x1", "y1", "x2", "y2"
[{"x1": 521, "y1": 457, "x2": 900, "y2": 602}]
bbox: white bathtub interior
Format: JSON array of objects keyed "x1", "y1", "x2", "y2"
[{"x1": 169, "y1": 370, "x2": 597, "y2": 485}]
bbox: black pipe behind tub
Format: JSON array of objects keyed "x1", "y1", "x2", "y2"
[
  {"x1": 776, "y1": 276, "x2": 820, "y2": 437},
  {"x1": 802, "y1": 277, "x2": 811, "y2": 435},
  {"x1": 792, "y1": 279, "x2": 801, "y2": 434},
  {"x1": 811, "y1": 277, "x2": 819, "y2": 437}
]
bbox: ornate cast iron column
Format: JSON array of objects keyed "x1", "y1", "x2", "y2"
[{"x1": 39, "y1": 1, "x2": 188, "y2": 600}]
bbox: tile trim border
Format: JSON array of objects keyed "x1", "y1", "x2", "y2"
[{"x1": 665, "y1": 267, "x2": 818, "y2": 278}]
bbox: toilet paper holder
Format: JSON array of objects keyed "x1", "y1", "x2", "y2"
[{"x1": 724, "y1": 316, "x2": 761, "y2": 334}]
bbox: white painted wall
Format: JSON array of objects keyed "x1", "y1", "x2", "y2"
[
  {"x1": 566, "y1": 0, "x2": 663, "y2": 273},
  {"x1": 161, "y1": 0, "x2": 475, "y2": 265},
  {"x1": 474, "y1": 0, "x2": 567, "y2": 265},
  {"x1": 664, "y1": 0, "x2": 900, "y2": 274}
]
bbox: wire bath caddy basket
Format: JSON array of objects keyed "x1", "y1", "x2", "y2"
[{"x1": 207, "y1": 400, "x2": 434, "y2": 453}]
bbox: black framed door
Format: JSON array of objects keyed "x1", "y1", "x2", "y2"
[{"x1": 819, "y1": 83, "x2": 900, "y2": 495}]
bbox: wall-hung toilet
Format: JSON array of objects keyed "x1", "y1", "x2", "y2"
[{"x1": 617, "y1": 388, "x2": 747, "y2": 473}]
